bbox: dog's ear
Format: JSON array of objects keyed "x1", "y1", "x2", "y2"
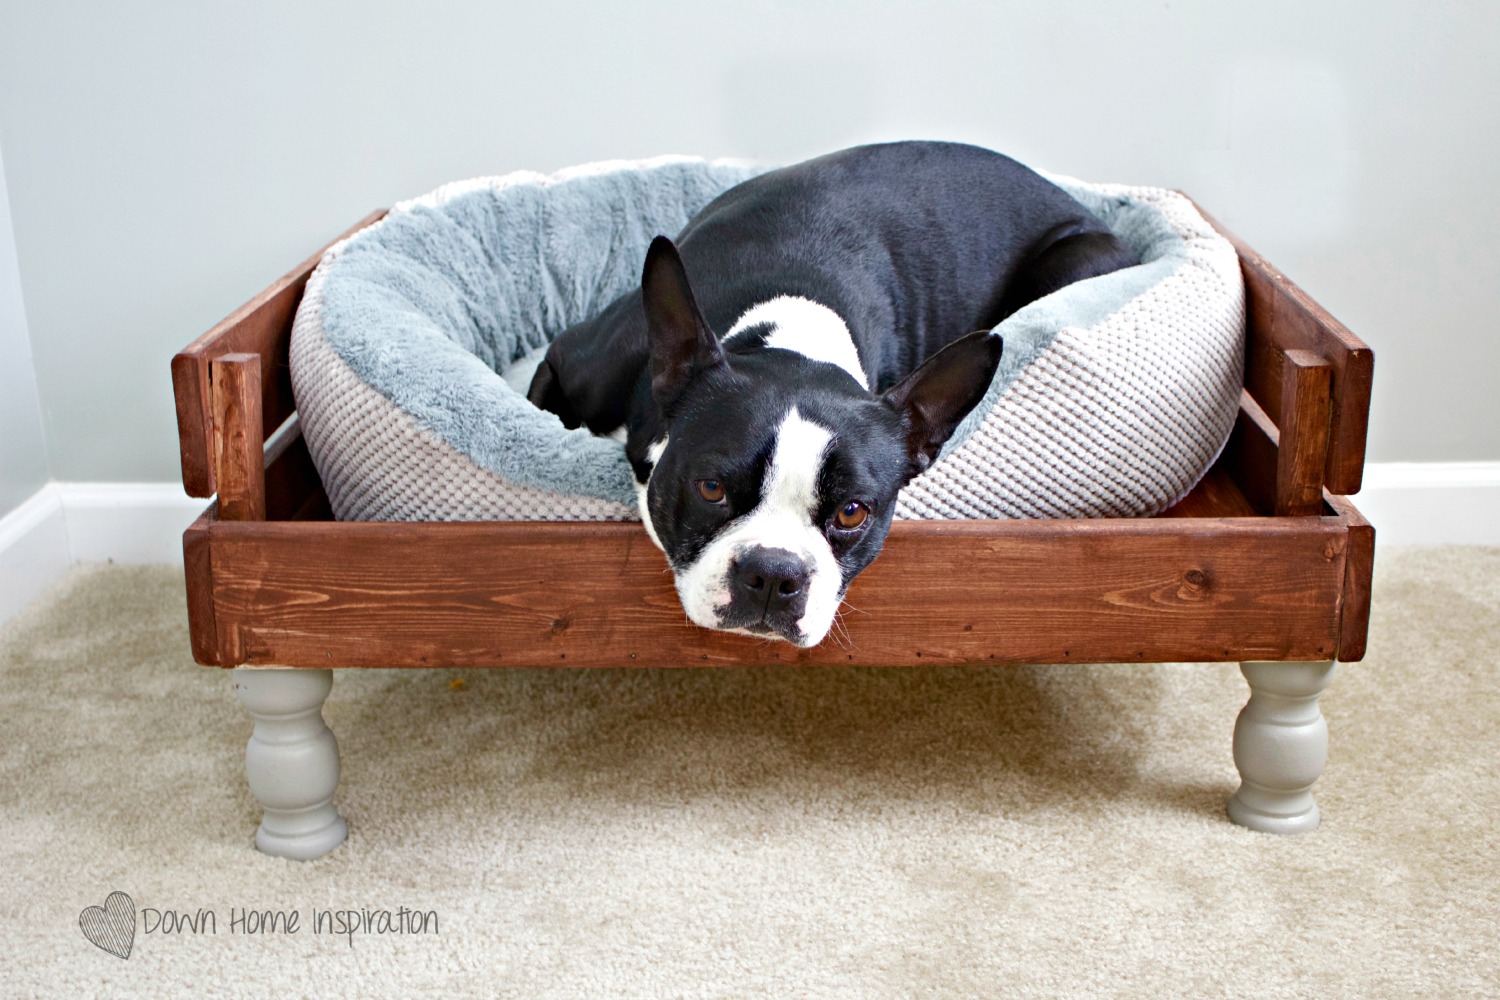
[
  {"x1": 642, "y1": 236, "x2": 726, "y2": 413},
  {"x1": 882, "y1": 331, "x2": 1004, "y2": 480}
]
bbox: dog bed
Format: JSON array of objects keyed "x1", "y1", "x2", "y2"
[
  {"x1": 290, "y1": 154, "x2": 1245, "y2": 523},
  {"x1": 179, "y1": 176, "x2": 1376, "y2": 857}
]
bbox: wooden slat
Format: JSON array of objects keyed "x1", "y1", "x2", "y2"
[
  {"x1": 262, "y1": 416, "x2": 325, "y2": 522},
  {"x1": 210, "y1": 354, "x2": 266, "y2": 521},
  {"x1": 1193, "y1": 203, "x2": 1374, "y2": 495},
  {"x1": 1276, "y1": 350, "x2": 1333, "y2": 516},
  {"x1": 172, "y1": 210, "x2": 387, "y2": 497},
  {"x1": 199, "y1": 515, "x2": 1349, "y2": 669},
  {"x1": 1224, "y1": 366, "x2": 1333, "y2": 519},
  {"x1": 1223, "y1": 391, "x2": 1279, "y2": 517},
  {"x1": 290, "y1": 485, "x2": 334, "y2": 523},
  {"x1": 182, "y1": 508, "x2": 219, "y2": 666},
  {"x1": 1324, "y1": 492, "x2": 1375, "y2": 663}
]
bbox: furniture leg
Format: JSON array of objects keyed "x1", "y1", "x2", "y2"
[
  {"x1": 1228, "y1": 660, "x2": 1336, "y2": 835},
  {"x1": 232, "y1": 667, "x2": 348, "y2": 860}
]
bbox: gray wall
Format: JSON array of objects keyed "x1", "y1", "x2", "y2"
[
  {"x1": 0, "y1": 137, "x2": 50, "y2": 515},
  {"x1": 1, "y1": 1, "x2": 1496, "y2": 485}
]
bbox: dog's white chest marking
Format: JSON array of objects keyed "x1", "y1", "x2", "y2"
[{"x1": 724, "y1": 296, "x2": 868, "y2": 390}]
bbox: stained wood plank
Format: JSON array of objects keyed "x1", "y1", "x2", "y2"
[
  {"x1": 262, "y1": 417, "x2": 324, "y2": 522},
  {"x1": 1223, "y1": 392, "x2": 1279, "y2": 517},
  {"x1": 172, "y1": 210, "x2": 386, "y2": 497},
  {"x1": 1276, "y1": 350, "x2": 1333, "y2": 516},
  {"x1": 1324, "y1": 492, "x2": 1375, "y2": 662},
  {"x1": 210, "y1": 354, "x2": 266, "y2": 521},
  {"x1": 182, "y1": 508, "x2": 218, "y2": 667},
  {"x1": 1192, "y1": 202, "x2": 1374, "y2": 495},
  {"x1": 200, "y1": 516, "x2": 1349, "y2": 669},
  {"x1": 290, "y1": 485, "x2": 334, "y2": 523}
]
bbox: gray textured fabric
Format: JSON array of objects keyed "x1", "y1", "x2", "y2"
[
  {"x1": 311, "y1": 158, "x2": 763, "y2": 508},
  {"x1": 896, "y1": 181, "x2": 1244, "y2": 519},
  {"x1": 291, "y1": 155, "x2": 1244, "y2": 522},
  {"x1": 292, "y1": 264, "x2": 636, "y2": 522}
]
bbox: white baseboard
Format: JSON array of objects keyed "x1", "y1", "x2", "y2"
[
  {"x1": 0, "y1": 485, "x2": 72, "y2": 626},
  {"x1": 57, "y1": 482, "x2": 208, "y2": 565},
  {"x1": 0, "y1": 481, "x2": 206, "y2": 627},
  {"x1": 0, "y1": 464, "x2": 1496, "y2": 626},
  {"x1": 1353, "y1": 462, "x2": 1500, "y2": 547}
]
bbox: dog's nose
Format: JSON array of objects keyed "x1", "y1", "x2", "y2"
[{"x1": 732, "y1": 548, "x2": 810, "y2": 610}]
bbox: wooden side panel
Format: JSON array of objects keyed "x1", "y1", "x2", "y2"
[
  {"x1": 1276, "y1": 350, "x2": 1333, "y2": 516},
  {"x1": 262, "y1": 417, "x2": 325, "y2": 522},
  {"x1": 1194, "y1": 204, "x2": 1374, "y2": 495},
  {"x1": 1223, "y1": 392, "x2": 1279, "y2": 517},
  {"x1": 1325, "y1": 493, "x2": 1375, "y2": 663},
  {"x1": 172, "y1": 210, "x2": 386, "y2": 497},
  {"x1": 182, "y1": 509, "x2": 220, "y2": 666},
  {"x1": 205, "y1": 517, "x2": 1349, "y2": 669},
  {"x1": 210, "y1": 354, "x2": 266, "y2": 522}
]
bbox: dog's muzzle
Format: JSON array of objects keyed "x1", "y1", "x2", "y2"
[{"x1": 718, "y1": 545, "x2": 812, "y2": 641}]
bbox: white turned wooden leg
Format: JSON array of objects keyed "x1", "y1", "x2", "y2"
[
  {"x1": 1228, "y1": 660, "x2": 1336, "y2": 835},
  {"x1": 232, "y1": 668, "x2": 347, "y2": 860}
]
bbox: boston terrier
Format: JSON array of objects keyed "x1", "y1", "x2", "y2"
[{"x1": 527, "y1": 141, "x2": 1137, "y2": 647}]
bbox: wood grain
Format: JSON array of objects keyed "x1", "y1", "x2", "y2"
[
  {"x1": 182, "y1": 508, "x2": 218, "y2": 667},
  {"x1": 1276, "y1": 350, "x2": 1333, "y2": 516},
  {"x1": 193, "y1": 515, "x2": 1351, "y2": 669},
  {"x1": 1223, "y1": 392, "x2": 1279, "y2": 517},
  {"x1": 172, "y1": 210, "x2": 386, "y2": 497},
  {"x1": 1324, "y1": 492, "x2": 1375, "y2": 662},
  {"x1": 210, "y1": 354, "x2": 266, "y2": 521}
]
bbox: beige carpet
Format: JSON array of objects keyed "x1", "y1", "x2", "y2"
[{"x1": 1, "y1": 547, "x2": 1496, "y2": 997}]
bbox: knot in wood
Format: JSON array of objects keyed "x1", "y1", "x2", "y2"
[{"x1": 1177, "y1": 568, "x2": 1211, "y2": 601}]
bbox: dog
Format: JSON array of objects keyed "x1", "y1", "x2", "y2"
[{"x1": 527, "y1": 141, "x2": 1137, "y2": 647}]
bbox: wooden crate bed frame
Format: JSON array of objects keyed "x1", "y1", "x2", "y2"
[{"x1": 173, "y1": 204, "x2": 1375, "y2": 860}]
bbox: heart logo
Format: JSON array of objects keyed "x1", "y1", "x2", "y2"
[{"x1": 79, "y1": 891, "x2": 135, "y2": 960}]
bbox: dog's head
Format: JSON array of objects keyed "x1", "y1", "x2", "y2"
[{"x1": 636, "y1": 237, "x2": 1004, "y2": 647}]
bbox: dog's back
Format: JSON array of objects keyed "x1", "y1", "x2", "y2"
[
  {"x1": 674, "y1": 142, "x2": 1122, "y2": 386},
  {"x1": 530, "y1": 141, "x2": 1134, "y2": 432}
]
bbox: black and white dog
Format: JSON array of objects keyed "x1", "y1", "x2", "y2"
[{"x1": 528, "y1": 141, "x2": 1136, "y2": 647}]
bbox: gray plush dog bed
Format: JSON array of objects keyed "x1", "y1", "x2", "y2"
[{"x1": 290, "y1": 154, "x2": 1244, "y2": 522}]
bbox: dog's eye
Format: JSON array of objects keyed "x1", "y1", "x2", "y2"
[
  {"x1": 695, "y1": 479, "x2": 727, "y2": 505},
  {"x1": 834, "y1": 500, "x2": 870, "y2": 530}
]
